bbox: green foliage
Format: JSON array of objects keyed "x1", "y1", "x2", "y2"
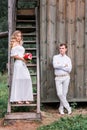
[
  {"x1": 71, "y1": 102, "x2": 77, "y2": 111},
  {"x1": 0, "y1": 38, "x2": 8, "y2": 73},
  {"x1": 37, "y1": 115, "x2": 87, "y2": 130},
  {"x1": 0, "y1": 0, "x2": 8, "y2": 31},
  {"x1": 0, "y1": 73, "x2": 8, "y2": 118},
  {"x1": 0, "y1": 0, "x2": 8, "y2": 17},
  {"x1": 18, "y1": 0, "x2": 37, "y2": 9},
  {"x1": 0, "y1": 0, "x2": 8, "y2": 73}
]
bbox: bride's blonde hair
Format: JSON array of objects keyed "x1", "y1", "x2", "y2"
[{"x1": 10, "y1": 30, "x2": 23, "y2": 49}]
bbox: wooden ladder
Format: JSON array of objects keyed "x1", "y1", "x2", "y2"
[{"x1": 6, "y1": 0, "x2": 41, "y2": 120}]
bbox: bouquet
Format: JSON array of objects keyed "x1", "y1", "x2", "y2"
[{"x1": 23, "y1": 53, "x2": 32, "y2": 62}]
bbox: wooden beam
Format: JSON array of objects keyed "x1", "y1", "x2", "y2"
[
  {"x1": 0, "y1": 31, "x2": 8, "y2": 38},
  {"x1": 84, "y1": 0, "x2": 87, "y2": 96},
  {"x1": 5, "y1": 112, "x2": 41, "y2": 120}
]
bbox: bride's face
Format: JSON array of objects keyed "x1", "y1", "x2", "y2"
[{"x1": 16, "y1": 33, "x2": 22, "y2": 42}]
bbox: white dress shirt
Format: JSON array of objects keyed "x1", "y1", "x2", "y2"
[{"x1": 53, "y1": 54, "x2": 72, "y2": 76}]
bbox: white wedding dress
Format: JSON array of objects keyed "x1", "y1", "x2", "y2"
[{"x1": 10, "y1": 45, "x2": 33, "y2": 102}]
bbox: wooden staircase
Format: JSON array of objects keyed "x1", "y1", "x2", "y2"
[{"x1": 5, "y1": 0, "x2": 41, "y2": 120}]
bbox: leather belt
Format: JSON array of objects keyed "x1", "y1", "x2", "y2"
[{"x1": 56, "y1": 74, "x2": 69, "y2": 77}]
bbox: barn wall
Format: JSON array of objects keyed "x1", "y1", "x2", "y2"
[{"x1": 40, "y1": 0, "x2": 87, "y2": 102}]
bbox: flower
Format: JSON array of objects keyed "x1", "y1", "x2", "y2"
[{"x1": 23, "y1": 53, "x2": 32, "y2": 61}]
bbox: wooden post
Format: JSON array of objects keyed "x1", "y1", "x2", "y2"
[
  {"x1": 8, "y1": 0, "x2": 16, "y2": 113},
  {"x1": 40, "y1": 0, "x2": 48, "y2": 101},
  {"x1": 84, "y1": 0, "x2": 87, "y2": 96},
  {"x1": 35, "y1": 7, "x2": 40, "y2": 113}
]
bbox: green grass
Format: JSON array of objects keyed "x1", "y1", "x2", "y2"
[
  {"x1": 37, "y1": 115, "x2": 87, "y2": 130},
  {"x1": 0, "y1": 73, "x2": 8, "y2": 118}
]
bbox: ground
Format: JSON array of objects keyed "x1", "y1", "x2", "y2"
[{"x1": 0, "y1": 104, "x2": 87, "y2": 130}]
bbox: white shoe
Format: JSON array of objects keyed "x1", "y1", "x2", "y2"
[
  {"x1": 59, "y1": 108, "x2": 64, "y2": 115},
  {"x1": 68, "y1": 107, "x2": 72, "y2": 115}
]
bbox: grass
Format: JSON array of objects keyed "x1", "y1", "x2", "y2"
[
  {"x1": 0, "y1": 73, "x2": 8, "y2": 118},
  {"x1": 37, "y1": 114, "x2": 87, "y2": 130}
]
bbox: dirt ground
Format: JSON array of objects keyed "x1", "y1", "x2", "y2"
[{"x1": 0, "y1": 104, "x2": 87, "y2": 130}]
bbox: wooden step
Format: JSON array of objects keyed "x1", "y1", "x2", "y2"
[
  {"x1": 33, "y1": 55, "x2": 37, "y2": 58},
  {"x1": 25, "y1": 48, "x2": 37, "y2": 51},
  {"x1": 27, "y1": 64, "x2": 36, "y2": 67},
  {"x1": 24, "y1": 40, "x2": 36, "y2": 44},
  {"x1": 11, "y1": 103, "x2": 37, "y2": 107},
  {"x1": 17, "y1": 9, "x2": 35, "y2": 16},
  {"x1": 33, "y1": 92, "x2": 37, "y2": 96},
  {"x1": 5, "y1": 112, "x2": 41, "y2": 120},
  {"x1": 17, "y1": 19, "x2": 35, "y2": 23},
  {"x1": 31, "y1": 73, "x2": 37, "y2": 76},
  {"x1": 23, "y1": 33, "x2": 36, "y2": 37},
  {"x1": 16, "y1": 26, "x2": 36, "y2": 29}
]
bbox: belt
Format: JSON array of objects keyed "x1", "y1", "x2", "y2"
[{"x1": 56, "y1": 74, "x2": 69, "y2": 77}]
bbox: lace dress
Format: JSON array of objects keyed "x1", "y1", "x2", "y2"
[{"x1": 10, "y1": 45, "x2": 33, "y2": 102}]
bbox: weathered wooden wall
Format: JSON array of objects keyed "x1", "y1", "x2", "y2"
[{"x1": 40, "y1": 0, "x2": 87, "y2": 102}]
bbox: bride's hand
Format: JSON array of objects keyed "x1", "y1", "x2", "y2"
[{"x1": 22, "y1": 58, "x2": 28, "y2": 64}]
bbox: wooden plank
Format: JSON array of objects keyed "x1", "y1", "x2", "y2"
[
  {"x1": 75, "y1": 0, "x2": 85, "y2": 98},
  {"x1": 17, "y1": 20, "x2": 35, "y2": 23},
  {"x1": 17, "y1": 9, "x2": 35, "y2": 16},
  {"x1": 5, "y1": 112, "x2": 41, "y2": 120},
  {"x1": 40, "y1": 0, "x2": 48, "y2": 101},
  {"x1": 23, "y1": 33, "x2": 36, "y2": 37},
  {"x1": 46, "y1": 0, "x2": 57, "y2": 100},
  {"x1": 66, "y1": 0, "x2": 76, "y2": 98},
  {"x1": 58, "y1": 0, "x2": 66, "y2": 43},
  {"x1": 0, "y1": 31, "x2": 8, "y2": 38},
  {"x1": 27, "y1": 64, "x2": 36, "y2": 67},
  {"x1": 11, "y1": 103, "x2": 37, "y2": 107},
  {"x1": 41, "y1": 97, "x2": 87, "y2": 103},
  {"x1": 23, "y1": 40, "x2": 36, "y2": 44},
  {"x1": 25, "y1": 48, "x2": 37, "y2": 50}
]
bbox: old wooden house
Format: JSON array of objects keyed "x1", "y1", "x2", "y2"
[{"x1": 6, "y1": 0, "x2": 87, "y2": 119}]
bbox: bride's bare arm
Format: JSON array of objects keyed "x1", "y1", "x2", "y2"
[{"x1": 11, "y1": 55, "x2": 25, "y2": 62}]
